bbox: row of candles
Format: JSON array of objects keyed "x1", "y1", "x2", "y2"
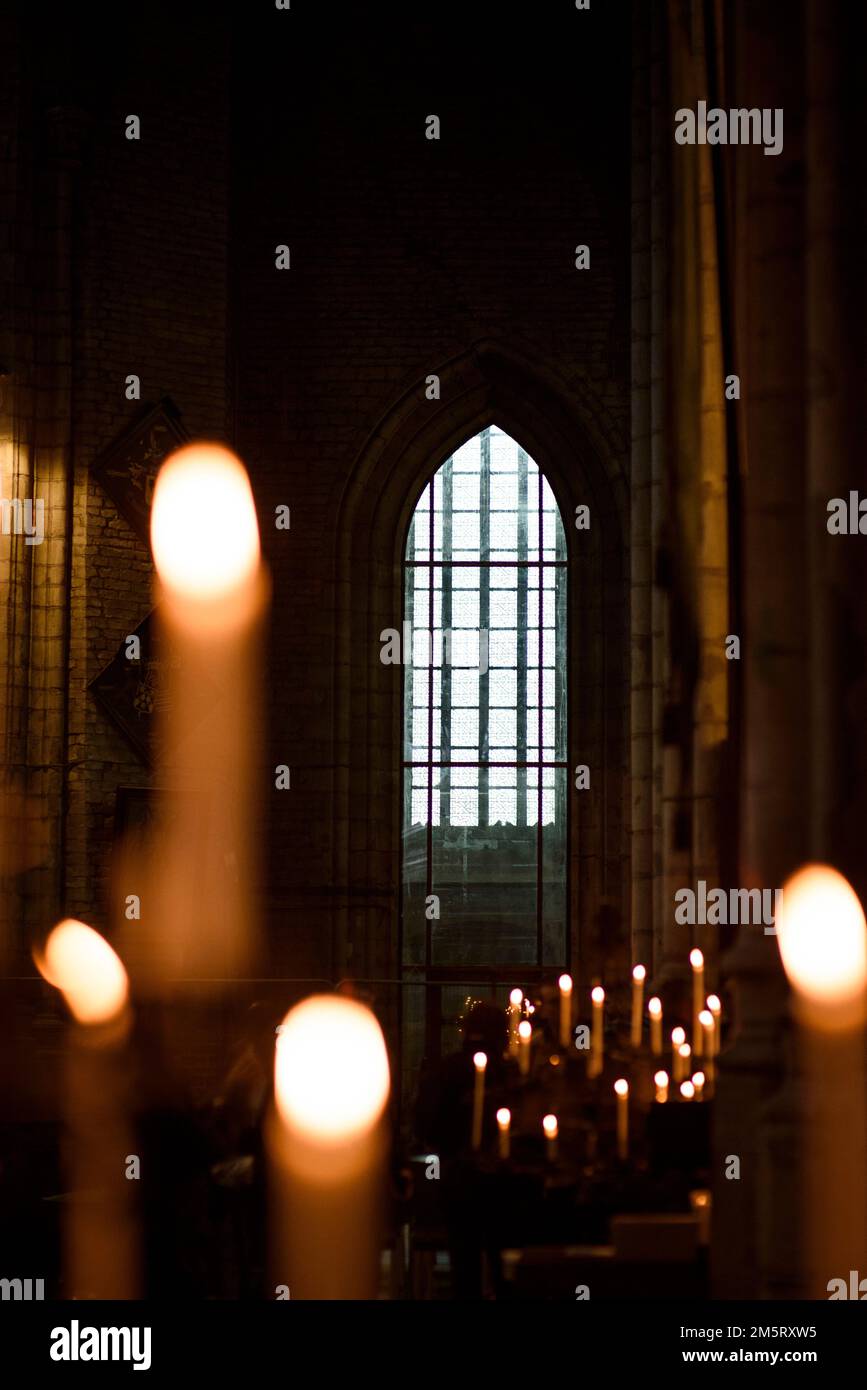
[
  {"x1": 27, "y1": 441, "x2": 867, "y2": 1298},
  {"x1": 507, "y1": 956, "x2": 722, "y2": 1075}
]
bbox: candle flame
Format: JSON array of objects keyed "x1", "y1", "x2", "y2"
[
  {"x1": 542, "y1": 1114, "x2": 558, "y2": 1138},
  {"x1": 632, "y1": 964, "x2": 646, "y2": 983},
  {"x1": 692, "y1": 1071, "x2": 705, "y2": 1088},
  {"x1": 151, "y1": 444, "x2": 260, "y2": 604},
  {"x1": 518, "y1": 1020, "x2": 532, "y2": 1040},
  {"x1": 496, "y1": 1107, "x2": 511, "y2": 1128},
  {"x1": 509, "y1": 988, "x2": 523, "y2": 1006},
  {"x1": 699, "y1": 1009, "x2": 713, "y2": 1029},
  {"x1": 614, "y1": 1078, "x2": 629, "y2": 1097},
  {"x1": 648, "y1": 996, "x2": 662, "y2": 1018},
  {"x1": 678, "y1": 1043, "x2": 691, "y2": 1060},
  {"x1": 706, "y1": 994, "x2": 722, "y2": 1015},
  {"x1": 591, "y1": 986, "x2": 605, "y2": 1005},
  {"x1": 671, "y1": 1026, "x2": 686, "y2": 1046},
  {"x1": 558, "y1": 973, "x2": 573, "y2": 993},
  {"x1": 37, "y1": 919, "x2": 128, "y2": 1026},
  {"x1": 473, "y1": 1051, "x2": 487, "y2": 1072},
  {"x1": 680, "y1": 1080, "x2": 695, "y2": 1100},
  {"x1": 274, "y1": 995, "x2": 390, "y2": 1144},
  {"x1": 690, "y1": 948, "x2": 704, "y2": 970},
  {"x1": 776, "y1": 864, "x2": 867, "y2": 1029},
  {"x1": 654, "y1": 1070, "x2": 669, "y2": 1088}
]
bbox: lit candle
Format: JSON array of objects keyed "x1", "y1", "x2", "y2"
[
  {"x1": 542, "y1": 1113, "x2": 559, "y2": 1161},
  {"x1": 654, "y1": 1069, "x2": 669, "y2": 1103},
  {"x1": 589, "y1": 986, "x2": 605, "y2": 1077},
  {"x1": 496, "y1": 1107, "x2": 511, "y2": 1159},
  {"x1": 471, "y1": 1051, "x2": 487, "y2": 1150},
  {"x1": 671, "y1": 1025, "x2": 686, "y2": 1079},
  {"x1": 558, "y1": 973, "x2": 573, "y2": 1049},
  {"x1": 508, "y1": 988, "x2": 523, "y2": 1057},
  {"x1": 518, "y1": 1019, "x2": 532, "y2": 1076},
  {"x1": 36, "y1": 920, "x2": 137, "y2": 1299},
  {"x1": 148, "y1": 444, "x2": 267, "y2": 987},
  {"x1": 699, "y1": 1009, "x2": 715, "y2": 1093},
  {"x1": 614, "y1": 1078, "x2": 629, "y2": 1160},
  {"x1": 648, "y1": 996, "x2": 663, "y2": 1055},
  {"x1": 776, "y1": 864, "x2": 867, "y2": 1298},
  {"x1": 680, "y1": 1080, "x2": 695, "y2": 1101},
  {"x1": 690, "y1": 948, "x2": 705, "y2": 1056},
  {"x1": 677, "y1": 1042, "x2": 692, "y2": 1083},
  {"x1": 270, "y1": 994, "x2": 390, "y2": 1299},
  {"x1": 630, "y1": 965, "x2": 646, "y2": 1049},
  {"x1": 692, "y1": 1071, "x2": 705, "y2": 1100},
  {"x1": 706, "y1": 994, "x2": 722, "y2": 1056}
]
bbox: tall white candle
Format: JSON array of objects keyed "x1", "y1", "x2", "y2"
[
  {"x1": 777, "y1": 865, "x2": 867, "y2": 1298},
  {"x1": 148, "y1": 444, "x2": 266, "y2": 986},
  {"x1": 692, "y1": 1071, "x2": 705, "y2": 1100},
  {"x1": 471, "y1": 1052, "x2": 487, "y2": 1150},
  {"x1": 654, "y1": 1069, "x2": 669, "y2": 1103},
  {"x1": 518, "y1": 1020, "x2": 532, "y2": 1077},
  {"x1": 648, "y1": 996, "x2": 663, "y2": 1055},
  {"x1": 589, "y1": 986, "x2": 605, "y2": 1078},
  {"x1": 614, "y1": 1078, "x2": 629, "y2": 1160},
  {"x1": 690, "y1": 948, "x2": 705, "y2": 1056},
  {"x1": 270, "y1": 994, "x2": 390, "y2": 1299},
  {"x1": 706, "y1": 994, "x2": 722, "y2": 1056},
  {"x1": 558, "y1": 974, "x2": 573, "y2": 1049},
  {"x1": 508, "y1": 988, "x2": 523, "y2": 1057},
  {"x1": 671, "y1": 1025, "x2": 686, "y2": 1080},
  {"x1": 630, "y1": 966, "x2": 646, "y2": 1049},
  {"x1": 542, "y1": 1113, "x2": 559, "y2": 1161},
  {"x1": 37, "y1": 919, "x2": 137, "y2": 1299},
  {"x1": 496, "y1": 1107, "x2": 511, "y2": 1159}
]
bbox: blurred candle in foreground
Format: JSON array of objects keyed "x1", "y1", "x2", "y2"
[
  {"x1": 654, "y1": 1069, "x2": 669, "y2": 1103},
  {"x1": 690, "y1": 949, "x2": 705, "y2": 1056},
  {"x1": 508, "y1": 989, "x2": 522, "y2": 1057},
  {"x1": 776, "y1": 865, "x2": 867, "y2": 1298},
  {"x1": 148, "y1": 443, "x2": 266, "y2": 986},
  {"x1": 671, "y1": 1026, "x2": 686, "y2": 1080},
  {"x1": 614, "y1": 1078, "x2": 629, "y2": 1159},
  {"x1": 270, "y1": 994, "x2": 390, "y2": 1299},
  {"x1": 497, "y1": 1107, "x2": 511, "y2": 1159},
  {"x1": 589, "y1": 987, "x2": 605, "y2": 1078},
  {"x1": 542, "y1": 1113, "x2": 559, "y2": 1161},
  {"x1": 707, "y1": 994, "x2": 722, "y2": 1056},
  {"x1": 648, "y1": 996, "x2": 663, "y2": 1055},
  {"x1": 558, "y1": 974, "x2": 573, "y2": 1049},
  {"x1": 630, "y1": 966, "x2": 646, "y2": 1049},
  {"x1": 36, "y1": 920, "x2": 137, "y2": 1299},
  {"x1": 471, "y1": 1052, "x2": 487, "y2": 1150},
  {"x1": 518, "y1": 1020, "x2": 532, "y2": 1077}
]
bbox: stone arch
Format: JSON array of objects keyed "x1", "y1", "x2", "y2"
[{"x1": 332, "y1": 339, "x2": 629, "y2": 995}]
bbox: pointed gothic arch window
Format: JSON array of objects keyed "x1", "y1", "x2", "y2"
[{"x1": 401, "y1": 425, "x2": 568, "y2": 1058}]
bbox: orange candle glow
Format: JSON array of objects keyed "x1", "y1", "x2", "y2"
[
  {"x1": 707, "y1": 994, "x2": 722, "y2": 1056},
  {"x1": 654, "y1": 1069, "x2": 669, "y2": 1103},
  {"x1": 680, "y1": 1079, "x2": 695, "y2": 1101},
  {"x1": 270, "y1": 994, "x2": 390, "y2": 1299},
  {"x1": 630, "y1": 966, "x2": 646, "y2": 1049},
  {"x1": 692, "y1": 1071, "x2": 705, "y2": 1100}
]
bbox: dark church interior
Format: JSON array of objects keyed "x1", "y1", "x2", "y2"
[{"x1": 2, "y1": 0, "x2": 867, "y2": 1324}]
